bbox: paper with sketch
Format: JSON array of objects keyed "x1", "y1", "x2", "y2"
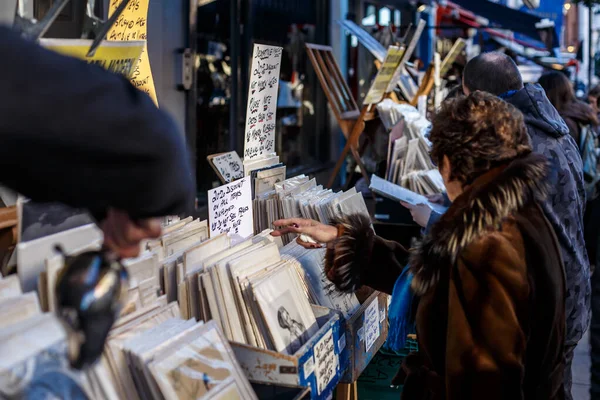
[
  {"x1": 243, "y1": 44, "x2": 283, "y2": 160},
  {"x1": 208, "y1": 151, "x2": 244, "y2": 183},
  {"x1": 370, "y1": 175, "x2": 447, "y2": 214},
  {"x1": 208, "y1": 178, "x2": 254, "y2": 240}
]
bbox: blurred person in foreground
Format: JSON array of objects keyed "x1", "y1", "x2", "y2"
[
  {"x1": 0, "y1": 25, "x2": 195, "y2": 258},
  {"x1": 274, "y1": 92, "x2": 566, "y2": 399},
  {"x1": 402, "y1": 53, "x2": 588, "y2": 399}
]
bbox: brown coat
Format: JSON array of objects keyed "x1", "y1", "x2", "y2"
[{"x1": 325, "y1": 154, "x2": 566, "y2": 400}]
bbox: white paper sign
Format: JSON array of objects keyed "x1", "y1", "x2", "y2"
[
  {"x1": 208, "y1": 178, "x2": 253, "y2": 239},
  {"x1": 314, "y1": 329, "x2": 338, "y2": 395},
  {"x1": 210, "y1": 151, "x2": 244, "y2": 183},
  {"x1": 243, "y1": 44, "x2": 283, "y2": 160},
  {"x1": 364, "y1": 300, "x2": 380, "y2": 352}
]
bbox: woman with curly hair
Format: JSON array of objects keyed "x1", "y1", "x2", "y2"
[{"x1": 273, "y1": 92, "x2": 566, "y2": 399}]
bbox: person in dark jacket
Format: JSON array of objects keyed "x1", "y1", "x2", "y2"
[
  {"x1": 273, "y1": 92, "x2": 567, "y2": 399},
  {"x1": 461, "y1": 53, "x2": 589, "y2": 400},
  {"x1": 0, "y1": 25, "x2": 195, "y2": 257},
  {"x1": 538, "y1": 71, "x2": 599, "y2": 144}
]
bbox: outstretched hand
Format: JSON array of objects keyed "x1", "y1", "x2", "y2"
[
  {"x1": 271, "y1": 218, "x2": 338, "y2": 249},
  {"x1": 100, "y1": 208, "x2": 162, "y2": 259}
]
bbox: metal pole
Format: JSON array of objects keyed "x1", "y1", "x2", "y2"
[
  {"x1": 589, "y1": 5, "x2": 593, "y2": 88},
  {"x1": 230, "y1": 0, "x2": 240, "y2": 152}
]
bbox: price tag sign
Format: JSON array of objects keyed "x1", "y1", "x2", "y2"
[
  {"x1": 243, "y1": 44, "x2": 283, "y2": 160},
  {"x1": 208, "y1": 178, "x2": 253, "y2": 239},
  {"x1": 364, "y1": 300, "x2": 380, "y2": 352},
  {"x1": 208, "y1": 151, "x2": 244, "y2": 183},
  {"x1": 314, "y1": 329, "x2": 338, "y2": 395}
]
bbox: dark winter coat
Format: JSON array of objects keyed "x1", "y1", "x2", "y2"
[
  {"x1": 326, "y1": 154, "x2": 566, "y2": 400},
  {"x1": 560, "y1": 100, "x2": 598, "y2": 145},
  {"x1": 505, "y1": 84, "x2": 590, "y2": 349},
  {"x1": 0, "y1": 26, "x2": 194, "y2": 220}
]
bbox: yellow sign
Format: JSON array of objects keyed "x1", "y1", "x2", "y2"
[
  {"x1": 364, "y1": 46, "x2": 404, "y2": 105},
  {"x1": 107, "y1": 0, "x2": 158, "y2": 105},
  {"x1": 40, "y1": 39, "x2": 144, "y2": 79}
]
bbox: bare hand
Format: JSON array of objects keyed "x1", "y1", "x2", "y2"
[
  {"x1": 100, "y1": 209, "x2": 162, "y2": 258},
  {"x1": 271, "y1": 218, "x2": 338, "y2": 248},
  {"x1": 400, "y1": 202, "x2": 432, "y2": 228},
  {"x1": 426, "y1": 193, "x2": 445, "y2": 205}
]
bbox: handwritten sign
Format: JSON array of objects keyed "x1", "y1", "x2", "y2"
[
  {"x1": 208, "y1": 178, "x2": 253, "y2": 239},
  {"x1": 364, "y1": 299, "x2": 380, "y2": 352},
  {"x1": 243, "y1": 44, "x2": 283, "y2": 160},
  {"x1": 40, "y1": 39, "x2": 144, "y2": 78},
  {"x1": 364, "y1": 46, "x2": 404, "y2": 105},
  {"x1": 107, "y1": 0, "x2": 158, "y2": 105},
  {"x1": 314, "y1": 328, "x2": 338, "y2": 395},
  {"x1": 208, "y1": 151, "x2": 244, "y2": 183}
]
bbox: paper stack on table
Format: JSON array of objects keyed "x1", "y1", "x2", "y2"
[{"x1": 377, "y1": 102, "x2": 446, "y2": 196}]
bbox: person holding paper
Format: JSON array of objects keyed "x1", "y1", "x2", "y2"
[
  {"x1": 0, "y1": 25, "x2": 194, "y2": 258},
  {"x1": 273, "y1": 92, "x2": 566, "y2": 399}
]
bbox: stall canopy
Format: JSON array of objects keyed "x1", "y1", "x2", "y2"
[
  {"x1": 443, "y1": 0, "x2": 559, "y2": 50},
  {"x1": 437, "y1": 1, "x2": 576, "y2": 71}
]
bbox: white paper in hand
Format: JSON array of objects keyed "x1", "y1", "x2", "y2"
[
  {"x1": 208, "y1": 178, "x2": 254, "y2": 240},
  {"x1": 369, "y1": 175, "x2": 447, "y2": 214}
]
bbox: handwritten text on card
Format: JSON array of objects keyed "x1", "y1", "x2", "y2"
[
  {"x1": 211, "y1": 151, "x2": 244, "y2": 183},
  {"x1": 314, "y1": 329, "x2": 338, "y2": 395},
  {"x1": 108, "y1": 0, "x2": 158, "y2": 105},
  {"x1": 208, "y1": 178, "x2": 253, "y2": 239},
  {"x1": 243, "y1": 44, "x2": 282, "y2": 160},
  {"x1": 364, "y1": 299, "x2": 380, "y2": 352}
]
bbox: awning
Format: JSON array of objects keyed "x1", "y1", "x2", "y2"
[
  {"x1": 437, "y1": 2, "x2": 549, "y2": 52},
  {"x1": 440, "y1": 0, "x2": 559, "y2": 49}
]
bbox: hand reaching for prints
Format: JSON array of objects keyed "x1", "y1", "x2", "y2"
[
  {"x1": 100, "y1": 208, "x2": 162, "y2": 259},
  {"x1": 271, "y1": 218, "x2": 338, "y2": 249},
  {"x1": 400, "y1": 202, "x2": 431, "y2": 228}
]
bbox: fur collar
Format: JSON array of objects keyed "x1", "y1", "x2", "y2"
[{"x1": 409, "y1": 153, "x2": 549, "y2": 295}]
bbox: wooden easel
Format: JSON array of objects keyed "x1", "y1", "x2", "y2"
[
  {"x1": 336, "y1": 382, "x2": 358, "y2": 400},
  {"x1": 305, "y1": 44, "x2": 376, "y2": 188}
]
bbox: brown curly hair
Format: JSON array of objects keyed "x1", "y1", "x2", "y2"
[{"x1": 429, "y1": 91, "x2": 532, "y2": 185}]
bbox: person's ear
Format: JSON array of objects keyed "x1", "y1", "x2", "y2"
[
  {"x1": 440, "y1": 155, "x2": 452, "y2": 181},
  {"x1": 462, "y1": 75, "x2": 470, "y2": 95}
]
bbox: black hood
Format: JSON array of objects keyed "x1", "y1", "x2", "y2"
[{"x1": 505, "y1": 83, "x2": 570, "y2": 139}]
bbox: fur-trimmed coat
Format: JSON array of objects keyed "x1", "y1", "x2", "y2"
[{"x1": 325, "y1": 154, "x2": 566, "y2": 400}]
